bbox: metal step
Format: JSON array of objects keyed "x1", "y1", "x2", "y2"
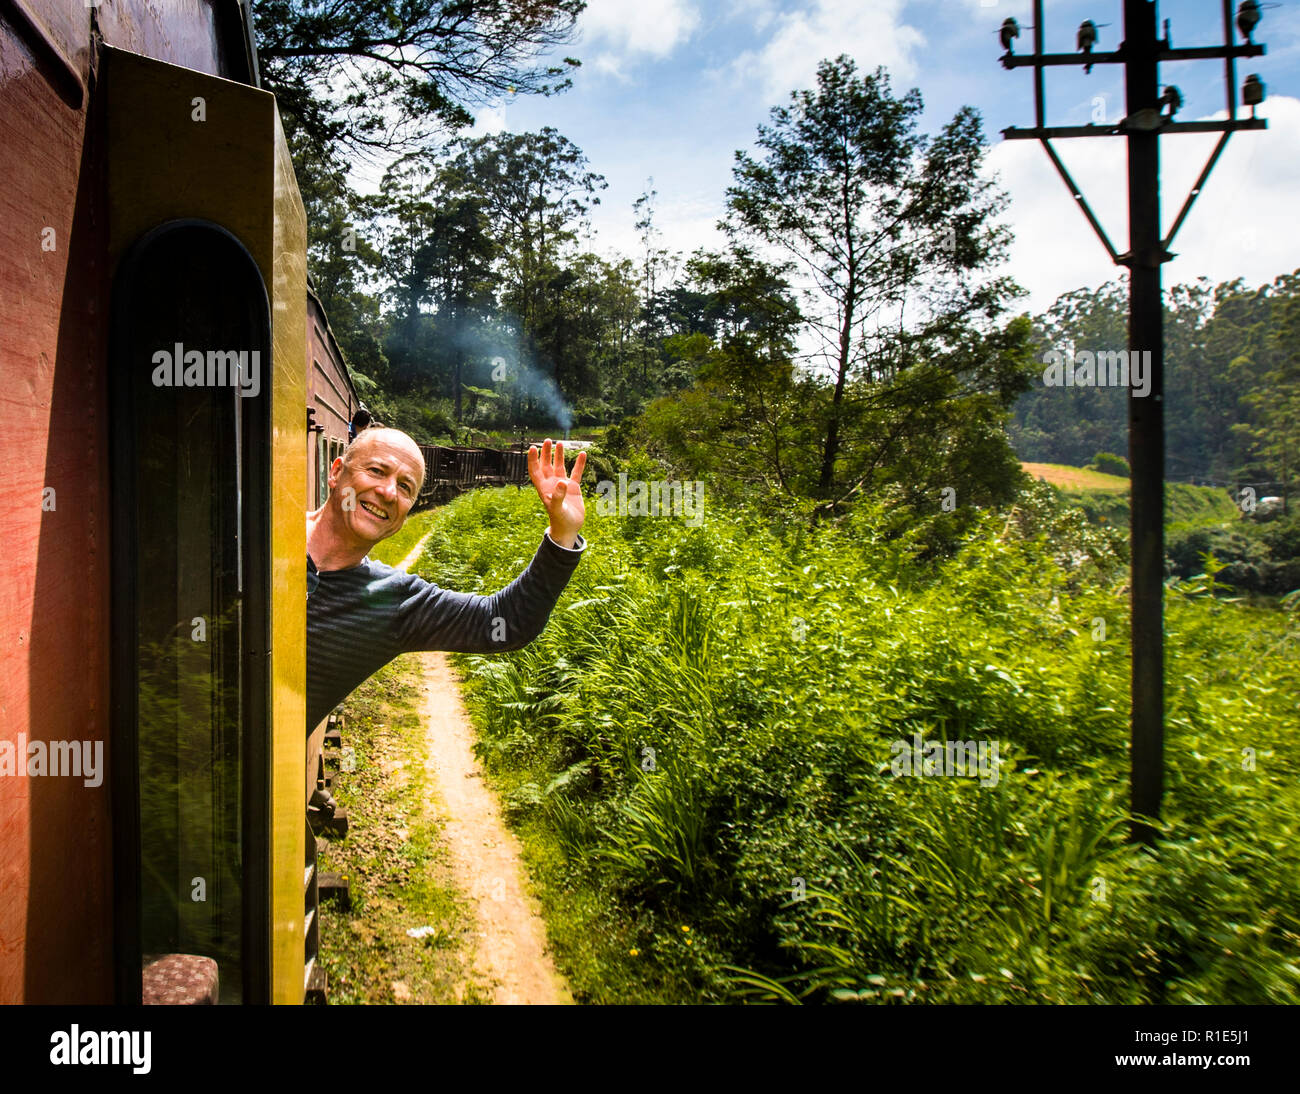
[
  {"x1": 304, "y1": 957, "x2": 327, "y2": 1004},
  {"x1": 319, "y1": 871, "x2": 351, "y2": 911}
]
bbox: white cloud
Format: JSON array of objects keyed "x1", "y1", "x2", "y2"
[
  {"x1": 728, "y1": 0, "x2": 926, "y2": 100},
  {"x1": 590, "y1": 53, "x2": 627, "y2": 80},
  {"x1": 579, "y1": 0, "x2": 701, "y2": 59},
  {"x1": 985, "y1": 97, "x2": 1300, "y2": 314},
  {"x1": 726, "y1": 0, "x2": 779, "y2": 33},
  {"x1": 591, "y1": 186, "x2": 728, "y2": 270},
  {"x1": 923, "y1": 0, "x2": 1032, "y2": 17},
  {"x1": 473, "y1": 104, "x2": 508, "y2": 135}
]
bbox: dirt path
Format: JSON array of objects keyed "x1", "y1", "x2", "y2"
[{"x1": 397, "y1": 534, "x2": 572, "y2": 1005}]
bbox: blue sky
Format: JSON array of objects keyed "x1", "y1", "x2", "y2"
[{"x1": 407, "y1": 0, "x2": 1300, "y2": 317}]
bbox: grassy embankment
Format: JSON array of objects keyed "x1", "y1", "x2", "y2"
[
  {"x1": 1022, "y1": 461, "x2": 1241, "y2": 532},
  {"x1": 409, "y1": 478, "x2": 1297, "y2": 1004}
]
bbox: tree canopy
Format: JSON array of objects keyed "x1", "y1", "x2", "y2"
[
  {"x1": 720, "y1": 54, "x2": 1032, "y2": 520},
  {"x1": 254, "y1": 0, "x2": 585, "y2": 162}
]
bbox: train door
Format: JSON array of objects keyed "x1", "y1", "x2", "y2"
[
  {"x1": 105, "y1": 44, "x2": 309, "y2": 1004},
  {"x1": 110, "y1": 221, "x2": 272, "y2": 1004}
]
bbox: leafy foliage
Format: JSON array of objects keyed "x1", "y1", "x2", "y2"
[
  {"x1": 1091, "y1": 451, "x2": 1129, "y2": 477},
  {"x1": 1011, "y1": 271, "x2": 1300, "y2": 504},
  {"x1": 255, "y1": 0, "x2": 583, "y2": 161},
  {"x1": 421, "y1": 481, "x2": 1298, "y2": 1004},
  {"x1": 724, "y1": 55, "x2": 1027, "y2": 506}
]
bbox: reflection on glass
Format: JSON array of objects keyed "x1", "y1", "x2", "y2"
[
  {"x1": 317, "y1": 432, "x2": 328, "y2": 508},
  {"x1": 131, "y1": 242, "x2": 245, "y2": 1004}
]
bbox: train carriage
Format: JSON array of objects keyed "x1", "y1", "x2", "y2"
[
  {"x1": 447, "y1": 445, "x2": 486, "y2": 484},
  {"x1": 478, "y1": 446, "x2": 506, "y2": 480},
  {"x1": 307, "y1": 281, "x2": 362, "y2": 511},
  {"x1": 501, "y1": 449, "x2": 530, "y2": 484},
  {"x1": 1, "y1": 0, "x2": 308, "y2": 1005}
]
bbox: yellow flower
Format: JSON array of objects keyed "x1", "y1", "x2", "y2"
[
  {"x1": 628, "y1": 948, "x2": 639, "y2": 957},
  {"x1": 681, "y1": 925, "x2": 691, "y2": 933}
]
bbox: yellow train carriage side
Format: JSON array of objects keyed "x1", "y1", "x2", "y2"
[{"x1": 106, "y1": 46, "x2": 307, "y2": 1005}]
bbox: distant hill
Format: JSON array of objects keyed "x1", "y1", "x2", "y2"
[
  {"x1": 1021, "y1": 462, "x2": 1240, "y2": 530},
  {"x1": 1022, "y1": 462, "x2": 1128, "y2": 492}
]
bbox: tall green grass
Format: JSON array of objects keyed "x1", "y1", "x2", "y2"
[{"x1": 417, "y1": 478, "x2": 1299, "y2": 1004}]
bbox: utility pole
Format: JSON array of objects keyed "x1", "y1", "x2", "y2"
[{"x1": 998, "y1": 1, "x2": 1267, "y2": 844}]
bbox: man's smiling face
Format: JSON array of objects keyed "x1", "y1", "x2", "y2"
[{"x1": 328, "y1": 429, "x2": 425, "y2": 546}]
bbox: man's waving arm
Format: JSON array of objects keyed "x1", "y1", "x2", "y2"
[
  {"x1": 396, "y1": 439, "x2": 588, "y2": 653},
  {"x1": 530, "y1": 437, "x2": 587, "y2": 549}
]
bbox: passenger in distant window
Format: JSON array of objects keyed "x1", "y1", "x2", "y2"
[{"x1": 348, "y1": 405, "x2": 373, "y2": 443}]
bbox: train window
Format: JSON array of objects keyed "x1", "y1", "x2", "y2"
[
  {"x1": 110, "y1": 221, "x2": 271, "y2": 1004},
  {"x1": 317, "y1": 433, "x2": 328, "y2": 508}
]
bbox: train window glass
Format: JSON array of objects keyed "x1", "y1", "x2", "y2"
[
  {"x1": 112, "y1": 221, "x2": 271, "y2": 1004},
  {"x1": 317, "y1": 432, "x2": 328, "y2": 508}
]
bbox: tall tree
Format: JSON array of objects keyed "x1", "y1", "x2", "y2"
[
  {"x1": 451, "y1": 129, "x2": 606, "y2": 382},
  {"x1": 295, "y1": 138, "x2": 390, "y2": 387},
  {"x1": 724, "y1": 55, "x2": 1021, "y2": 503},
  {"x1": 640, "y1": 247, "x2": 806, "y2": 503},
  {"x1": 632, "y1": 183, "x2": 676, "y2": 386},
  {"x1": 417, "y1": 166, "x2": 501, "y2": 423},
  {"x1": 375, "y1": 155, "x2": 442, "y2": 382},
  {"x1": 254, "y1": 0, "x2": 585, "y2": 318},
  {"x1": 254, "y1": 1, "x2": 584, "y2": 161},
  {"x1": 633, "y1": 183, "x2": 675, "y2": 308}
]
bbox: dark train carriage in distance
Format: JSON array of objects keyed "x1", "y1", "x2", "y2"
[{"x1": 1, "y1": 0, "x2": 313, "y2": 1004}]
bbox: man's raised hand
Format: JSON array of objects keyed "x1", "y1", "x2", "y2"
[{"x1": 528, "y1": 438, "x2": 587, "y2": 548}]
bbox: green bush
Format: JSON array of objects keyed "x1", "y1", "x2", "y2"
[
  {"x1": 1166, "y1": 515, "x2": 1300, "y2": 595},
  {"x1": 424, "y1": 478, "x2": 1299, "y2": 1004},
  {"x1": 1090, "y1": 451, "x2": 1130, "y2": 477}
]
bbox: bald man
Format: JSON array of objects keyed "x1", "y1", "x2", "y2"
[{"x1": 305, "y1": 427, "x2": 587, "y2": 731}]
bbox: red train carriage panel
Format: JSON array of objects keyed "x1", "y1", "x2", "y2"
[
  {"x1": 0, "y1": 0, "x2": 308, "y2": 1004},
  {"x1": 307, "y1": 282, "x2": 359, "y2": 510}
]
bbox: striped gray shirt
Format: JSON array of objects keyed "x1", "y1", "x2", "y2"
[{"x1": 306, "y1": 530, "x2": 586, "y2": 730}]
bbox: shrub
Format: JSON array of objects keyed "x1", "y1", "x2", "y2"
[{"x1": 1090, "y1": 451, "x2": 1130, "y2": 477}]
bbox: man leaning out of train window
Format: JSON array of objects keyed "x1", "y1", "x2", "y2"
[{"x1": 304, "y1": 428, "x2": 587, "y2": 736}]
